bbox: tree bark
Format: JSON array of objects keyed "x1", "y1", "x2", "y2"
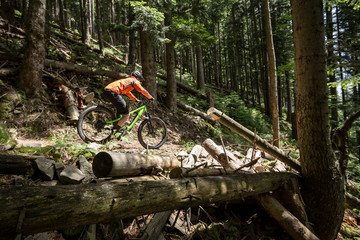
[
  {"x1": 292, "y1": 0, "x2": 345, "y2": 239},
  {"x1": 326, "y1": 3, "x2": 338, "y2": 130},
  {"x1": 95, "y1": 0, "x2": 104, "y2": 55},
  {"x1": 262, "y1": 0, "x2": 280, "y2": 148},
  {"x1": 0, "y1": 172, "x2": 297, "y2": 237},
  {"x1": 58, "y1": 85, "x2": 80, "y2": 123},
  {"x1": 177, "y1": 101, "x2": 216, "y2": 125},
  {"x1": 256, "y1": 194, "x2": 319, "y2": 240},
  {"x1": 169, "y1": 167, "x2": 247, "y2": 179},
  {"x1": 201, "y1": 138, "x2": 230, "y2": 168},
  {"x1": 140, "y1": 211, "x2": 172, "y2": 240},
  {"x1": 92, "y1": 151, "x2": 180, "y2": 178},
  {"x1": 18, "y1": 0, "x2": 46, "y2": 97},
  {"x1": 140, "y1": 29, "x2": 157, "y2": 102},
  {"x1": 164, "y1": 2, "x2": 177, "y2": 112},
  {"x1": 0, "y1": 154, "x2": 36, "y2": 175},
  {"x1": 207, "y1": 107, "x2": 301, "y2": 171}
]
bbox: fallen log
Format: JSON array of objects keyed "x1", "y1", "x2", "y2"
[
  {"x1": 59, "y1": 85, "x2": 79, "y2": 123},
  {"x1": 256, "y1": 194, "x2": 319, "y2": 240},
  {"x1": 169, "y1": 167, "x2": 247, "y2": 179},
  {"x1": 202, "y1": 138, "x2": 231, "y2": 169},
  {"x1": 182, "y1": 145, "x2": 203, "y2": 168},
  {"x1": 157, "y1": 80, "x2": 207, "y2": 100},
  {"x1": 0, "y1": 172, "x2": 297, "y2": 237},
  {"x1": 92, "y1": 151, "x2": 180, "y2": 178},
  {"x1": 140, "y1": 211, "x2": 172, "y2": 240},
  {"x1": 207, "y1": 107, "x2": 301, "y2": 172},
  {"x1": 178, "y1": 101, "x2": 216, "y2": 125},
  {"x1": 0, "y1": 51, "x2": 128, "y2": 80},
  {"x1": 0, "y1": 154, "x2": 36, "y2": 175}
]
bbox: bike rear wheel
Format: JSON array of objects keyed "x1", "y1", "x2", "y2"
[
  {"x1": 77, "y1": 106, "x2": 115, "y2": 143},
  {"x1": 138, "y1": 117, "x2": 167, "y2": 149}
]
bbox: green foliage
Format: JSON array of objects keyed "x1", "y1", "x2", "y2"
[
  {"x1": 214, "y1": 92, "x2": 272, "y2": 136},
  {"x1": 14, "y1": 10, "x2": 22, "y2": 16},
  {"x1": 86, "y1": 232, "x2": 96, "y2": 240},
  {"x1": 328, "y1": 74, "x2": 360, "y2": 89},
  {"x1": 0, "y1": 124, "x2": 10, "y2": 144},
  {"x1": 346, "y1": 155, "x2": 360, "y2": 182},
  {"x1": 50, "y1": 134, "x2": 99, "y2": 161},
  {"x1": 130, "y1": 1, "x2": 167, "y2": 42},
  {"x1": 181, "y1": 140, "x2": 197, "y2": 150},
  {"x1": 172, "y1": 17, "x2": 215, "y2": 46},
  {"x1": 329, "y1": 0, "x2": 360, "y2": 9}
]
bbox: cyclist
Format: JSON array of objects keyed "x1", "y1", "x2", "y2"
[{"x1": 102, "y1": 71, "x2": 153, "y2": 137}]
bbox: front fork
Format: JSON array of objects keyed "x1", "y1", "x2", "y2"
[{"x1": 144, "y1": 112, "x2": 155, "y2": 134}]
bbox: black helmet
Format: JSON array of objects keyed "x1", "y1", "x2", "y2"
[{"x1": 131, "y1": 71, "x2": 144, "y2": 81}]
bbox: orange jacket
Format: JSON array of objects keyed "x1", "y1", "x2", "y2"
[{"x1": 104, "y1": 77, "x2": 153, "y2": 101}]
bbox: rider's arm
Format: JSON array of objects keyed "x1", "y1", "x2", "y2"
[
  {"x1": 125, "y1": 91, "x2": 137, "y2": 102},
  {"x1": 134, "y1": 81, "x2": 153, "y2": 100}
]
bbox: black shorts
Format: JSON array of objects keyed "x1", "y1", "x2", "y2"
[{"x1": 102, "y1": 89, "x2": 129, "y2": 115}]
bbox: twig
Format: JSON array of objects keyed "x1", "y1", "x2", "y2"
[{"x1": 184, "y1": 162, "x2": 207, "y2": 175}]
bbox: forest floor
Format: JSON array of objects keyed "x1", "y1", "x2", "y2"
[
  {"x1": 1, "y1": 18, "x2": 360, "y2": 239},
  {"x1": 1, "y1": 94, "x2": 360, "y2": 240}
]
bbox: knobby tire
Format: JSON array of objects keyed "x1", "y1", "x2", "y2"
[
  {"x1": 77, "y1": 106, "x2": 115, "y2": 143},
  {"x1": 138, "y1": 117, "x2": 167, "y2": 149}
]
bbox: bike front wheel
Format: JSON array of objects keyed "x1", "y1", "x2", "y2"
[
  {"x1": 138, "y1": 117, "x2": 167, "y2": 149},
  {"x1": 77, "y1": 106, "x2": 115, "y2": 143}
]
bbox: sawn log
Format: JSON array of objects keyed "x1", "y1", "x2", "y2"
[
  {"x1": 92, "y1": 151, "x2": 180, "y2": 178},
  {"x1": 0, "y1": 172, "x2": 297, "y2": 237}
]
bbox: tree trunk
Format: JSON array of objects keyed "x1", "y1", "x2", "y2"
[
  {"x1": 0, "y1": 154, "x2": 36, "y2": 175},
  {"x1": 92, "y1": 151, "x2": 180, "y2": 178},
  {"x1": 195, "y1": 46, "x2": 205, "y2": 91},
  {"x1": 164, "y1": 2, "x2": 177, "y2": 112},
  {"x1": 140, "y1": 29, "x2": 157, "y2": 102},
  {"x1": 177, "y1": 101, "x2": 216, "y2": 125},
  {"x1": 207, "y1": 107, "x2": 301, "y2": 171},
  {"x1": 256, "y1": 194, "x2": 319, "y2": 240},
  {"x1": 0, "y1": 172, "x2": 297, "y2": 237},
  {"x1": 292, "y1": 0, "x2": 345, "y2": 239},
  {"x1": 128, "y1": 2, "x2": 136, "y2": 68},
  {"x1": 17, "y1": 0, "x2": 46, "y2": 97},
  {"x1": 95, "y1": 0, "x2": 104, "y2": 55},
  {"x1": 201, "y1": 138, "x2": 230, "y2": 168},
  {"x1": 326, "y1": 3, "x2": 338, "y2": 130},
  {"x1": 262, "y1": 0, "x2": 280, "y2": 148},
  {"x1": 170, "y1": 167, "x2": 244, "y2": 179},
  {"x1": 59, "y1": 85, "x2": 80, "y2": 123}
]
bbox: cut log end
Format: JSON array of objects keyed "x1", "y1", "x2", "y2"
[{"x1": 92, "y1": 152, "x2": 113, "y2": 178}]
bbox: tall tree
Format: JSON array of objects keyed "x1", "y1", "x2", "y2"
[
  {"x1": 191, "y1": 0, "x2": 205, "y2": 91},
  {"x1": 326, "y1": 2, "x2": 338, "y2": 129},
  {"x1": 292, "y1": 0, "x2": 345, "y2": 239},
  {"x1": 80, "y1": 0, "x2": 90, "y2": 44},
  {"x1": 132, "y1": 1, "x2": 164, "y2": 102},
  {"x1": 18, "y1": 0, "x2": 47, "y2": 97},
  {"x1": 262, "y1": 0, "x2": 280, "y2": 148},
  {"x1": 95, "y1": 0, "x2": 104, "y2": 55},
  {"x1": 164, "y1": 1, "x2": 177, "y2": 112}
]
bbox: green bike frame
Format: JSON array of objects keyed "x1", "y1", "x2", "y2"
[{"x1": 105, "y1": 105, "x2": 148, "y2": 131}]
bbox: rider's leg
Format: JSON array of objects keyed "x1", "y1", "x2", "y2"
[
  {"x1": 117, "y1": 114, "x2": 129, "y2": 128},
  {"x1": 102, "y1": 89, "x2": 129, "y2": 129}
]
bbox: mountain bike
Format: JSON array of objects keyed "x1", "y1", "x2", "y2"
[{"x1": 77, "y1": 100, "x2": 167, "y2": 149}]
